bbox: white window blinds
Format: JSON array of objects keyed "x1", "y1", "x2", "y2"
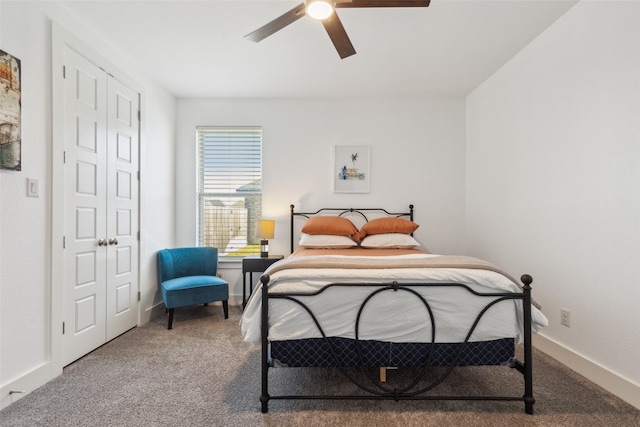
[{"x1": 197, "y1": 127, "x2": 262, "y2": 257}]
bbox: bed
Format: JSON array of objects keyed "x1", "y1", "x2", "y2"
[{"x1": 240, "y1": 205, "x2": 548, "y2": 414}]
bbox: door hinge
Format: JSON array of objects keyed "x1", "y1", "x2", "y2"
[
  {"x1": 63, "y1": 65, "x2": 66, "y2": 79},
  {"x1": 137, "y1": 171, "x2": 140, "y2": 181},
  {"x1": 63, "y1": 236, "x2": 66, "y2": 249},
  {"x1": 137, "y1": 231, "x2": 140, "y2": 241},
  {"x1": 62, "y1": 322, "x2": 65, "y2": 334},
  {"x1": 137, "y1": 291, "x2": 141, "y2": 302},
  {"x1": 63, "y1": 151, "x2": 66, "y2": 164},
  {"x1": 137, "y1": 110, "x2": 141, "y2": 122}
]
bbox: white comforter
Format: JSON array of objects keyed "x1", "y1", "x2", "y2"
[{"x1": 240, "y1": 254, "x2": 548, "y2": 345}]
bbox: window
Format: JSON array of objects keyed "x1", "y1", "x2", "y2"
[{"x1": 197, "y1": 127, "x2": 262, "y2": 257}]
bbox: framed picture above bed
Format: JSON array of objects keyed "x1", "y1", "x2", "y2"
[{"x1": 334, "y1": 145, "x2": 370, "y2": 193}]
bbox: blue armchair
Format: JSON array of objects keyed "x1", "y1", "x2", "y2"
[{"x1": 156, "y1": 247, "x2": 229, "y2": 329}]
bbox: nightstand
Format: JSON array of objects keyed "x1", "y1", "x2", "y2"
[{"x1": 242, "y1": 255, "x2": 284, "y2": 309}]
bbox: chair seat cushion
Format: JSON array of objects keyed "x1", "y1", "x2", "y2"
[
  {"x1": 162, "y1": 275, "x2": 227, "y2": 291},
  {"x1": 161, "y1": 275, "x2": 229, "y2": 309}
]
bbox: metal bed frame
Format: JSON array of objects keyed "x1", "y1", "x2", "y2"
[{"x1": 257, "y1": 205, "x2": 535, "y2": 414}]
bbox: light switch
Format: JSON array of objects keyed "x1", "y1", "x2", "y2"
[{"x1": 27, "y1": 178, "x2": 39, "y2": 197}]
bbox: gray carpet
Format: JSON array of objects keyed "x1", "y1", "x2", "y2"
[{"x1": 2, "y1": 306, "x2": 639, "y2": 427}]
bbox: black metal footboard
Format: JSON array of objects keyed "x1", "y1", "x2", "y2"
[{"x1": 259, "y1": 274, "x2": 535, "y2": 415}]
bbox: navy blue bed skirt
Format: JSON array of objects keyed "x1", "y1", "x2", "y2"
[{"x1": 270, "y1": 337, "x2": 515, "y2": 368}]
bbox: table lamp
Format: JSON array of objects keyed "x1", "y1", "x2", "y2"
[{"x1": 257, "y1": 219, "x2": 275, "y2": 258}]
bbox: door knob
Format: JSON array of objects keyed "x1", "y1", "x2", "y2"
[
  {"x1": 98, "y1": 239, "x2": 107, "y2": 246},
  {"x1": 109, "y1": 238, "x2": 118, "y2": 246}
]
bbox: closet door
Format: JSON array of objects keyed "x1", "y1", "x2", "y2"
[
  {"x1": 62, "y1": 47, "x2": 139, "y2": 365},
  {"x1": 62, "y1": 47, "x2": 108, "y2": 365},
  {"x1": 105, "y1": 77, "x2": 139, "y2": 341}
]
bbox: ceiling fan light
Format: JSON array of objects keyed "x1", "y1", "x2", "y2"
[{"x1": 306, "y1": 0, "x2": 333, "y2": 20}]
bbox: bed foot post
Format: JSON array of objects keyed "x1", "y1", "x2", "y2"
[
  {"x1": 524, "y1": 396, "x2": 535, "y2": 414},
  {"x1": 521, "y1": 274, "x2": 535, "y2": 415},
  {"x1": 260, "y1": 394, "x2": 269, "y2": 413},
  {"x1": 261, "y1": 273, "x2": 271, "y2": 414}
]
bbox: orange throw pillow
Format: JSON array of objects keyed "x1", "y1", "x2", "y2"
[
  {"x1": 354, "y1": 217, "x2": 419, "y2": 242},
  {"x1": 301, "y1": 216, "x2": 358, "y2": 237}
]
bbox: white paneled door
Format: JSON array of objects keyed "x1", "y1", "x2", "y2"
[{"x1": 62, "y1": 47, "x2": 139, "y2": 366}]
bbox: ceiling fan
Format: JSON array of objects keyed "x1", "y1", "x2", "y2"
[{"x1": 244, "y1": 0, "x2": 431, "y2": 59}]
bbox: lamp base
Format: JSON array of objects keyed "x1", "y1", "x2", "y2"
[{"x1": 260, "y1": 239, "x2": 269, "y2": 258}]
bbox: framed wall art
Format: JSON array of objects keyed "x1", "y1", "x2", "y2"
[
  {"x1": 334, "y1": 145, "x2": 370, "y2": 193},
  {"x1": 0, "y1": 49, "x2": 21, "y2": 171}
]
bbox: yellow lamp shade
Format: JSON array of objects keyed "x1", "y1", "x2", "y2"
[{"x1": 257, "y1": 219, "x2": 275, "y2": 239}]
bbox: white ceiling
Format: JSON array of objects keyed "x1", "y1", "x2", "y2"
[{"x1": 60, "y1": 0, "x2": 578, "y2": 99}]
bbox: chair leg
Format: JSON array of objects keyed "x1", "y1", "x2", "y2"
[
  {"x1": 167, "y1": 308, "x2": 175, "y2": 330},
  {"x1": 222, "y1": 300, "x2": 229, "y2": 319}
]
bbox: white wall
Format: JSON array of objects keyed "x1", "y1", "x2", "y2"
[
  {"x1": 0, "y1": 0, "x2": 53, "y2": 393},
  {"x1": 0, "y1": 0, "x2": 176, "y2": 407},
  {"x1": 176, "y1": 98, "x2": 467, "y2": 299},
  {"x1": 466, "y1": 0, "x2": 639, "y2": 406},
  {"x1": 139, "y1": 81, "x2": 177, "y2": 317}
]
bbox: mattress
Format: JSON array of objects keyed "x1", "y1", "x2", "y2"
[{"x1": 240, "y1": 250, "x2": 548, "y2": 345}]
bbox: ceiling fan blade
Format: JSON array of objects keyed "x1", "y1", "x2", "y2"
[
  {"x1": 336, "y1": 0, "x2": 430, "y2": 8},
  {"x1": 322, "y1": 12, "x2": 357, "y2": 59},
  {"x1": 244, "y1": 3, "x2": 306, "y2": 42}
]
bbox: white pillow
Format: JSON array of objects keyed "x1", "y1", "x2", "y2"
[
  {"x1": 359, "y1": 233, "x2": 420, "y2": 249},
  {"x1": 299, "y1": 233, "x2": 357, "y2": 248}
]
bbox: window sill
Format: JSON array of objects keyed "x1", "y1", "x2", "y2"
[{"x1": 218, "y1": 257, "x2": 245, "y2": 266}]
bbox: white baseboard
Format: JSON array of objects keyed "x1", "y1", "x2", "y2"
[
  {"x1": 534, "y1": 334, "x2": 640, "y2": 410},
  {"x1": 0, "y1": 361, "x2": 61, "y2": 410},
  {"x1": 140, "y1": 301, "x2": 167, "y2": 324}
]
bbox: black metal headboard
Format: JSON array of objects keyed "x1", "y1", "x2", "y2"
[{"x1": 290, "y1": 204, "x2": 414, "y2": 253}]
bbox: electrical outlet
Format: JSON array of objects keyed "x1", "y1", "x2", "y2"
[{"x1": 560, "y1": 309, "x2": 571, "y2": 327}]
